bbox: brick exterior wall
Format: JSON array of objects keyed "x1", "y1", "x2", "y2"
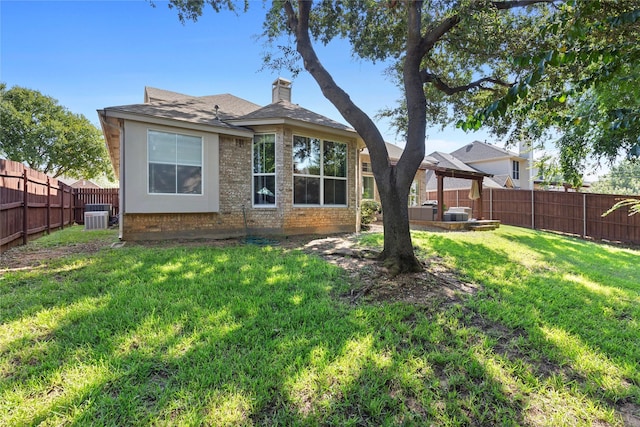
[{"x1": 123, "y1": 126, "x2": 358, "y2": 240}]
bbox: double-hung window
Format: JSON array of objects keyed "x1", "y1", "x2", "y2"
[
  {"x1": 293, "y1": 136, "x2": 347, "y2": 206},
  {"x1": 253, "y1": 134, "x2": 276, "y2": 206},
  {"x1": 512, "y1": 160, "x2": 520, "y2": 180},
  {"x1": 148, "y1": 130, "x2": 202, "y2": 195}
]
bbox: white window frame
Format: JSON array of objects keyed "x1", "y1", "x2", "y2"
[
  {"x1": 252, "y1": 133, "x2": 277, "y2": 208},
  {"x1": 292, "y1": 134, "x2": 348, "y2": 207},
  {"x1": 512, "y1": 160, "x2": 520, "y2": 180},
  {"x1": 147, "y1": 129, "x2": 203, "y2": 196},
  {"x1": 362, "y1": 175, "x2": 375, "y2": 199}
]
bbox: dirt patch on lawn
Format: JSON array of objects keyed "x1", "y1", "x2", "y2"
[
  {"x1": 298, "y1": 230, "x2": 480, "y2": 306},
  {"x1": 0, "y1": 240, "x2": 110, "y2": 273}
]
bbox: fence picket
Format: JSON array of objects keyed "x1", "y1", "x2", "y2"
[{"x1": 1, "y1": 159, "x2": 119, "y2": 252}]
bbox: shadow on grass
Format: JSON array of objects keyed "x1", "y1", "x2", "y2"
[
  {"x1": 1, "y1": 243, "x2": 535, "y2": 426},
  {"x1": 417, "y1": 229, "x2": 640, "y2": 411}
]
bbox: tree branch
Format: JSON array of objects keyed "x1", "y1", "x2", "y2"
[
  {"x1": 421, "y1": 71, "x2": 513, "y2": 94},
  {"x1": 491, "y1": 0, "x2": 557, "y2": 9},
  {"x1": 283, "y1": 0, "x2": 390, "y2": 174},
  {"x1": 421, "y1": 15, "x2": 461, "y2": 57}
]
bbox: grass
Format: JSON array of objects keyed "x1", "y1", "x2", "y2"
[{"x1": 1, "y1": 225, "x2": 639, "y2": 426}]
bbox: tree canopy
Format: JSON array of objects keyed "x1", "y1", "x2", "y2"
[
  {"x1": 590, "y1": 159, "x2": 640, "y2": 195},
  {"x1": 0, "y1": 84, "x2": 113, "y2": 180},
  {"x1": 462, "y1": 1, "x2": 640, "y2": 187}
]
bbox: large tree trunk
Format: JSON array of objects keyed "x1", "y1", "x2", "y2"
[
  {"x1": 377, "y1": 174, "x2": 423, "y2": 275},
  {"x1": 285, "y1": 0, "x2": 425, "y2": 275}
]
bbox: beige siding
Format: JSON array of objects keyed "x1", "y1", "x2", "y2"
[{"x1": 122, "y1": 120, "x2": 220, "y2": 214}]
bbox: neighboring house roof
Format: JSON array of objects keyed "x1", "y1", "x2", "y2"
[
  {"x1": 362, "y1": 142, "x2": 438, "y2": 169},
  {"x1": 427, "y1": 151, "x2": 484, "y2": 174},
  {"x1": 450, "y1": 140, "x2": 526, "y2": 163},
  {"x1": 425, "y1": 172, "x2": 504, "y2": 191},
  {"x1": 491, "y1": 174, "x2": 515, "y2": 188},
  {"x1": 70, "y1": 179, "x2": 101, "y2": 189},
  {"x1": 424, "y1": 151, "x2": 507, "y2": 191}
]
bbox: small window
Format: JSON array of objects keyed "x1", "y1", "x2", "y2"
[
  {"x1": 362, "y1": 176, "x2": 375, "y2": 199},
  {"x1": 253, "y1": 134, "x2": 276, "y2": 206},
  {"x1": 512, "y1": 160, "x2": 520, "y2": 180},
  {"x1": 362, "y1": 162, "x2": 372, "y2": 173},
  {"x1": 148, "y1": 130, "x2": 202, "y2": 195}
]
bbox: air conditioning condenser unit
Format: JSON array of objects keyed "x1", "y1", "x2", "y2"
[{"x1": 85, "y1": 211, "x2": 109, "y2": 230}]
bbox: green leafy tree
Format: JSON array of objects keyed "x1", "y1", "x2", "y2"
[
  {"x1": 164, "y1": 0, "x2": 565, "y2": 274},
  {"x1": 464, "y1": 1, "x2": 640, "y2": 187},
  {"x1": 0, "y1": 84, "x2": 113, "y2": 180},
  {"x1": 591, "y1": 159, "x2": 640, "y2": 195}
]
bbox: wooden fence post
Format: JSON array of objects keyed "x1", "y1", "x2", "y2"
[
  {"x1": 583, "y1": 193, "x2": 587, "y2": 239},
  {"x1": 60, "y1": 184, "x2": 65, "y2": 230},
  {"x1": 47, "y1": 177, "x2": 51, "y2": 234},
  {"x1": 22, "y1": 169, "x2": 28, "y2": 245},
  {"x1": 531, "y1": 189, "x2": 535, "y2": 230},
  {"x1": 489, "y1": 188, "x2": 493, "y2": 220}
]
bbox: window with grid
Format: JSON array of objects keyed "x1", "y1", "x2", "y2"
[
  {"x1": 253, "y1": 134, "x2": 276, "y2": 206},
  {"x1": 148, "y1": 130, "x2": 202, "y2": 195},
  {"x1": 293, "y1": 136, "x2": 347, "y2": 206},
  {"x1": 512, "y1": 160, "x2": 520, "y2": 180}
]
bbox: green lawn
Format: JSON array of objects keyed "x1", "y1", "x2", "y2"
[{"x1": 1, "y1": 225, "x2": 638, "y2": 426}]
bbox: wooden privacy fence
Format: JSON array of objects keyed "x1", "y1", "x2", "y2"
[
  {"x1": 1, "y1": 159, "x2": 119, "y2": 252},
  {"x1": 426, "y1": 188, "x2": 640, "y2": 245}
]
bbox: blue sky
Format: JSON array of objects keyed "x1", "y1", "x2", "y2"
[{"x1": 3, "y1": 0, "x2": 497, "y2": 155}]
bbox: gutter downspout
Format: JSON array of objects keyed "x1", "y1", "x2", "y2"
[{"x1": 119, "y1": 120, "x2": 125, "y2": 240}]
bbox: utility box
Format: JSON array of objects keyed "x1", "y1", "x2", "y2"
[{"x1": 84, "y1": 211, "x2": 109, "y2": 230}]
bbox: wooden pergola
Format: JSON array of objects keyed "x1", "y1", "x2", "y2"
[{"x1": 430, "y1": 166, "x2": 494, "y2": 221}]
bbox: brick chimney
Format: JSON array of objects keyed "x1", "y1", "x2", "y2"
[{"x1": 272, "y1": 77, "x2": 292, "y2": 103}]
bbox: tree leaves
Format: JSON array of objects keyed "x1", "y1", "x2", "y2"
[{"x1": 0, "y1": 85, "x2": 113, "y2": 180}]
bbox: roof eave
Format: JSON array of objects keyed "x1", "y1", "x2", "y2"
[
  {"x1": 227, "y1": 117, "x2": 358, "y2": 139},
  {"x1": 98, "y1": 109, "x2": 121, "y2": 177},
  {"x1": 102, "y1": 108, "x2": 254, "y2": 138}
]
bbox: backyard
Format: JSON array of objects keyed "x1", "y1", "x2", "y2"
[{"x1": 0, "y1": 225, "x2": 638, "y2": 426}]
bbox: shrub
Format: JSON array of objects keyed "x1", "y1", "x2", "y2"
[{"x1": 360, "y1": 199, "x2": 381, "y2": 228}]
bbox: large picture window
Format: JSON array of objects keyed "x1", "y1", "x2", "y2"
[
  {"x1": 293, "y1": 136, "x2": 347, "y2": 206},
  {"x1": 253, "y1": 134, "x2": 276, "y2": 206},
  {"x1": 148, "y1": 130, "x2": 202, "y2": 195}
]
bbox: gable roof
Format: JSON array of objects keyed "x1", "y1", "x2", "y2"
[
  {"x1": 491, "y1": 174, "x2": 515, "y2": 188},
  {"x1": 144, "y1": 86, "x2": 262, "y2": 119},
  {"x1": 450, "y1": 140, "x2": 525, "y2": 163},
  {"x1": 227, "y1": 99, "x2": 354, "y2": 133},
  {"x1": 427, "y1": 151, "x2": 484, "y2": 174},
  {"x1": 101, "y1": 99, "x2": 253, "y2": 132},
  {"x1": 99, "y1": 82, "x2": 360, "y2": 176}
]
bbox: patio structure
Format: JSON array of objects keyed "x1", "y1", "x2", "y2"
[{"x1": 409, "y1": 163, "x2": 501, "y2": 231}]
